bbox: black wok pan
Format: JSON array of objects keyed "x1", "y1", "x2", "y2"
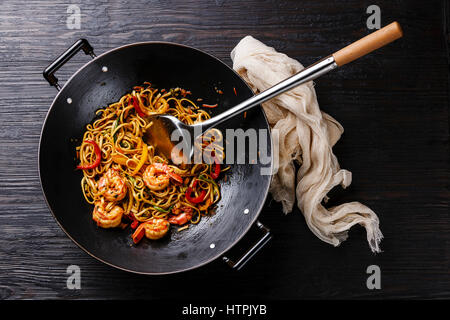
[{"x1": 40, "y1": 39, "x2": 272, "y2": 274}]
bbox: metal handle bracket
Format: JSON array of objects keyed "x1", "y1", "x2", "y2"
[
  {"x1": 43, "y1": 38, "x2": 96, "y2": 91},
  {"x1": 222, "y1": 220, "x2": 272, "y2": 271}
]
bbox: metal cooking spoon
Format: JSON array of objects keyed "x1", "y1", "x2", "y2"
[{"x1": 145, "y1": 22, "x2": 402, "y2": 162}]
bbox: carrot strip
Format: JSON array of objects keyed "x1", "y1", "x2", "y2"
[
  {"x1": 202, "y1": 104, "x2": 218, "y2": 108},
  {"x1": 131, "y1": 142, "x2": 148, "y2": 176}
]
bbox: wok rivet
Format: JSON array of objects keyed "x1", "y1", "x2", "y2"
[
  {"x1": 67, "y1": 98, "x2": 72, "y2": 104},
  {"x1": 102, "y1": 66, "x2": 108, "y2": 72},
  {"x1": 244, "y1": 209, "x2": 249, "y2": 214},
  {"x1": 210, "y1": 243, "x2": 215, "y2": 249}
]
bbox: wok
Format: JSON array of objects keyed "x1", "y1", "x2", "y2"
[{"x1": 40, "y1": 39, "x2": 272, "y2": 274}]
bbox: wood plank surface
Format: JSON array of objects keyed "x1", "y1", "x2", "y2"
[{"x1": 0, "y1": 0, "x2": 448, "y2": 299}]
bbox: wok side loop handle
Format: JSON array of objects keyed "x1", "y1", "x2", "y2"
[
  {"x1": 222, "y1": 221, "x2": 271, "y2": 271},
  {"x1": 43, "y1": 39, "x2": 96, "y2": 91}
]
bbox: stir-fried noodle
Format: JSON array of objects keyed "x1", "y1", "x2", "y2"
[{"x1": 76, "y1": 82, "x2": 225, "y2": 243}]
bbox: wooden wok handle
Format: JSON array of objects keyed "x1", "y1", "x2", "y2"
[{"x1": 332, "y1": 21, "x2": 403, "y2": 67}]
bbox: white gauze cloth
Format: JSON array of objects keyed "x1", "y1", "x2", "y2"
[{"x1": 231, "y1": 36, "x2": 383, "y2": 252}]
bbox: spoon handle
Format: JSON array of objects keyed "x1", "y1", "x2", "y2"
[
  {"x1": 200, "y1": 21, "x2": 402, "y2": 129},
  {"x1": 333, "y1": 21, "x2": 402, "y2": 66}
]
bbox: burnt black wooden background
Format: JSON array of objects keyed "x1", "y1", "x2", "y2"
[{"x1": 0, "y1": 0, "x2": 448, "y2": 299}]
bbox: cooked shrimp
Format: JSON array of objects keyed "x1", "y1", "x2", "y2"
[
  {"x1": 92, "y1": 201, "x2": 124, "y2": 228},
  {"x1": 143, "y1": 163, "x2": 183, "y2": 191},
  {"x1": 98, "y1": 168, "x2": 127, "y2": 202},
  {"x1": 169, "y1": 203, "x2": 193, "y2": 225},
  {"x1": 132, "y1": 218, "x2": 170, "y2": 243},
  {"x1": 143, "y1": 218, "x2": 170, "y2": 240}
]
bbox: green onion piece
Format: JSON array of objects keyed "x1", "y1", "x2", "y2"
[
  {"x1": 153, "y1": 205, "x2": 173, "y2": 213},
  {"x1": 112, "y1": 119, "x2": 119, "y2": 142},
  {"x1": 198, "y1": 174, "x2": 218, "y2": 188}
]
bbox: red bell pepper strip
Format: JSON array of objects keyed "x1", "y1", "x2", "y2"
[
  {"x1": 131, "y1": 220, "x2": 139, "y2": 229},
  {"x1": 132, "y1": 223, "x2": 145, "y2": 244},
  {"x1": 210, "y1": 157, "x2": 221, "y2": 180},
  {"x1": 185, "y1": 180, "x2": 207, "y2": 204},
  {"x1": 77, "y1": 140, "x2": 101, "y2": 170},
  {"x1": 124, "y1": 212, "x2": 138, "y2": 229},
  {"x1": 131, "y1": 96, "x2": 146, "y2": 117}
]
